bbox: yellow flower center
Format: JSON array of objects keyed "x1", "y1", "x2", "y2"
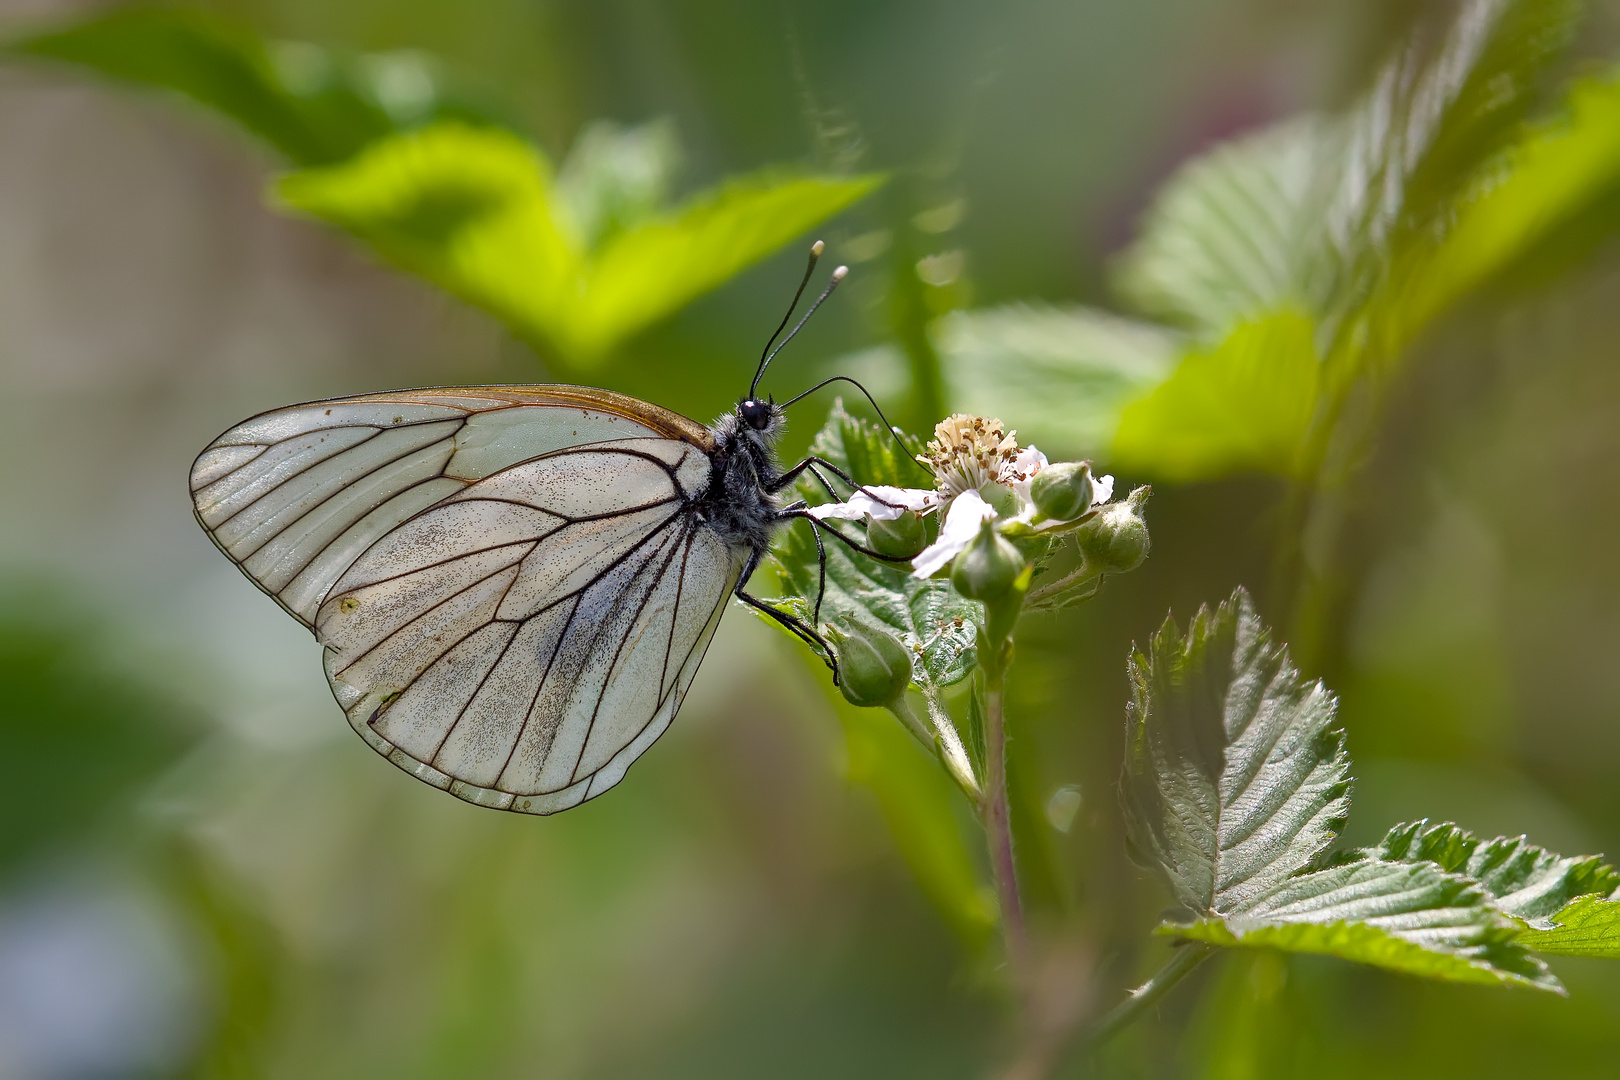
[{"x1": 921, "y1": 414, "x2": 1020, "y2": 498}]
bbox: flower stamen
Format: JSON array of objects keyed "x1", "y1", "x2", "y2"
[{"x1": 921, "y1": 414, "x2": 1023, "y2": 498}]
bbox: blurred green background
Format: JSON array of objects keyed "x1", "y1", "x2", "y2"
[{"x1": 3, "y1": 0, "x2": 1620, "y2": 1076}]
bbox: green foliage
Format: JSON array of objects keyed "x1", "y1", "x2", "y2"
[
  {"x1": 1122, "y1": 589, "x2": 1566, "y2": 989},
  {"x1": 1377, "y1": 70, "x2": 1620, "y2": 353},
  {"x1": 1162, "y1": 861, "x2": 1557, "y2": 991},
  {"x1": 949, "y1": 0, "x2": 1618, "y2": 485},
  {"x1": 1122, "y1": 588, "x2": 1349, "y2": 916},
  {"x1": 1111, "y1": 309, "x2": 1319, "y2": 480},
  {"x1": 6, "y1": 9, "x2": 501, "y2": 166},
  {"x1": 1519, "y1": 895, "x2": 1620, "y2": 958},
  {"x1": 0, "y1": 592, "x2": 197, "y2": 872},
  {"x1": 933, "y1": 305, "x2": 1177, "y2": 457},
  {"x1": 771, "y1": 403, "x2": 978, "y2": 688},
  {"x1": 1357, "y1": 820, "x2": 1620, "y2": 959},
  {"x1": 277, "y1": 122, "x2": 880, "y2": 363},
  {"x1": 6, "y1": 10, "x2": 880, "y2": 367},
  {"x1": 1115, "y1": 118, "x2": 1338, "y2": 335},
  {"x1": 1364, "y1": 819, "x2": 1620, "y2": 924}
]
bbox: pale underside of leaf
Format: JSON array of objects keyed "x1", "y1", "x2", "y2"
[
  {"x1": 932, "y1": 303, "x2": 1178, "y2": 458},
  {"x1": 1121, "y1": 588, "x2": 1350, "y2": 917},
  {"x1": 1162, "y1": 858, "x2": 1560, "y2": 991}
]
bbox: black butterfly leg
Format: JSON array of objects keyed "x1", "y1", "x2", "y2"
[
  {"x1": 733, "y1": 546, "x2": 842, "y2": 685},
  {"x1": 779, "y1": 508, "x2": 914, "y2": 564},
  {"x1": 768, "y1": 455, "x2": 863, "y2": 495},
  {"x1": 770, "y1": 457, "x2": 916, "y2": 516}
]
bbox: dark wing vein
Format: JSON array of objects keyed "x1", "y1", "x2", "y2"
[
  {"x1": 216, "y1": 429, "x2": 461, "y2": 555},
  {"x1": 334, "y1": 541, "x2": 536, "y2": 680},
  {"x1": 595, "y1": 524, "x2": 732, "y2": 783},
  {"x1": 198, "y1": 411, "x2": 473, "y2": 489},
  {"x1": 491, "y1": 508, "x2": 691, "y2": 789},
  {"x1": 567, "y1": 514, "x2": 695, "y2": 784}
]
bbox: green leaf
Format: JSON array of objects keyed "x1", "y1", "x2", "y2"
[
  {"x1": 1110, "y1": 309, "x2": 1319, "y2": 481},
  {"x1": 1161, "y1": 860, "x2": 1559, "y2": 990},
  {"x1": 569, "y1": 169, "x2": 883, "y2": 358},
  {"x1": 1115, "y1": 118, "x2": 1340, "y2": 337},
  {"x1": 1319, "y1": 0, "x2": 1581, "y2": 338},
  {"x1": 1377, "y1": 70, "x2": 1620, "y2": 353},
  {"x1": 1518, "y1": 894, "x2": 1620, "y2": 958},
  {"x1": 1121, "y1": 588, "x2": 1349, "y2": 916},
  {"x1": 6, "y1": 9, "x2": 502, "y2": 166},
  {"x1": 1124, "y1": 589, "x2": 1559, "y2": 989},
  {"x1": 276, "y1": 123, "x2": 880, "y2": 363},
  {"x1": 1365, "y1": 819, "x2": 1620, "y2": 925},
  {"x1": 933, "y1": 304, "x2": 1178, "y2": 458},
  {"x1": 769, "y1": 403, "x2": 979, "y2": 688},
  {"x1": 553, "y1": 119, "x2": 682, "y2": 251},
  {"x1": 1113, "y1": 0, "x2": 1581, "y2": 344}
]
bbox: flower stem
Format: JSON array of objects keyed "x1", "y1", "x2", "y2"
[
  {"x1": 1079, "y1": 944, "x2": 1213, "y2": 1050},
  {"x1": 918, "y1": 685, "x2": 982, "y2": 800},
  {"x1": 983, "y1": 666, "x2": 1029, "y2": 983}
]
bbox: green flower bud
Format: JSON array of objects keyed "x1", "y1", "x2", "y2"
[
  {"x1": 1029, "y1": 461, "x2": 1094, "y2": 522},
  {"x1": 828, "y1": 617, "x2": 912, "y2": 709},
  {"x1": 977, "y1": 482, "x2": 1021, "y2": 519},
  {"x1": 866, "y1": 510, "x2": 928, "y2": 559},
  {"x1": 951, "y1": 518, "x2": 1028, "y2": 602},
  {"x1": 1075, "y1": 485, "x2": 1151, "y2": 574}
]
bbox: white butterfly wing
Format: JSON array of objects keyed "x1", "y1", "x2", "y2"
[{"x1": 191, "y1": 386, "x2": 741, "y2": 813}]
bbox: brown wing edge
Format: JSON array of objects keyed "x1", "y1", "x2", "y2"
[
  {"x1": 186, "y1": 382, "x2": 712, "y2": 634},
  {"x1": 361, "y1": 385, "x2": 713, "y2": 450},
  {"x1": 204, "y1": 384, "x2": 715, "y2": 452}
]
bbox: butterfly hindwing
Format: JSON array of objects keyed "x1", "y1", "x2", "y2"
[{"x1": 191, "y1": 386, "x2": 737, "y2": 814}]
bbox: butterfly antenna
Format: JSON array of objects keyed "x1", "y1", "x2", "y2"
[
  {"x1": 754, "y1": 265, "x2": 849, "y2": 398},
  {"x1": 751, "y1": 241, "x2": 824, "y2": 399},
  {"x1": 781, "y1": 374, "x2": 934, "y2": 479}
]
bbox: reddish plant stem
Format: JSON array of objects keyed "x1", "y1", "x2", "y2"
[{"x1": 984, "y1": 671, "x2": 1030, "y2": 987}]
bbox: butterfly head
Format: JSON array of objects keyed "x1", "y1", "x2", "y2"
[{"x1": 737, "y1": 396, "x2": 781, "y2": 434}]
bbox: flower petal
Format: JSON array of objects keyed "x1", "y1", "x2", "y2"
[
  {"x1": 1092, "y1": 474, "x2": 1115, "y2": 505},
  {"x1": 911, "y1": 490, "x2": 995, "y2": 578},
  {"x1": 808, "y1": 485, "x2": 938, "y2": 521}
]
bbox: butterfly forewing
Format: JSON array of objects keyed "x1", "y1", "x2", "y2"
[{"x1": 191, "y1": 385, "x2": 738, "y2": 814}]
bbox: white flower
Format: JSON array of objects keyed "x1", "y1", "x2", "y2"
[
  {"x1": 808, "y1": 484, "x2": 940, "y2": 521},
  {"x1": 804, "y1": 413, "x2": 1117, "y2": 580},
  {"x1": 910, "y1": 489, "x2": 997, "y2": 577}
]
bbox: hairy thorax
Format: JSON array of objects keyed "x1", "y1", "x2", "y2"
[{"x1": 697, "y1": 412, "x2": 784, "y2": 553}]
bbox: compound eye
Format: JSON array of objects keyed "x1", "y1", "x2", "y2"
[{"x1": 740, "y1": 399, "x2": 772, "y2": 431}]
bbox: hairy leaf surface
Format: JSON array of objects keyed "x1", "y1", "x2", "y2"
[
  {"x1": 1123, "y1": 590, "x2": 1558, "y2": 989},
  {"x1": 1163, "y1": 860, "x2": 1558, "y2": 989},
  {"x1": 1121, "y1": 588, "x2": 1349, "y2": 916},
  {"x1": 1364, "y1": 819, "x2": 1620, "y2": 925}
]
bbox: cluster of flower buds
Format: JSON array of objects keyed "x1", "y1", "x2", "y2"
[{"x1": 810, "y1": 413, "x2": 1150, "y2": 706}]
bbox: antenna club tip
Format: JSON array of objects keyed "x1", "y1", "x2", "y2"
[
  {"x1": 831, "y1": 265, "x2": 849, "y2": 281},
  {"x1": 810, "y1": 240, "x2": 825, "y2": 255}
]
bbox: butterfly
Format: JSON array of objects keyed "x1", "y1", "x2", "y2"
[{"x1": 190, "y1": 244, "x2": 909, "y2": 815}]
